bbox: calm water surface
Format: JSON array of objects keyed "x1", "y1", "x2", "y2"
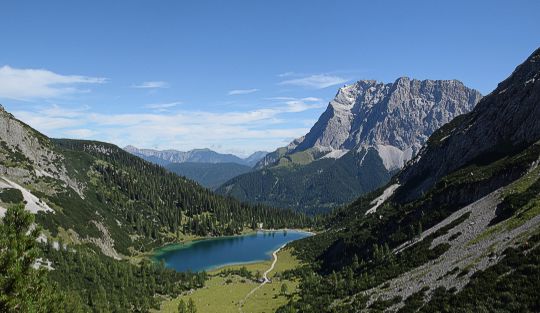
[{"x1": 153, "y1": 230, "x2": 311, "y2": 272}]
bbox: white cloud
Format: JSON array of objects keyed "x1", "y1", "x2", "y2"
[
  {"x1": 131, "y1": 81, "x2": 169, "y2": 89},
  {"x1": 63, "y1": 128, "x2": 97, "y2": 138},
  {"x1": 265, "y1": 96, "x2": 325, "y2": 113},
  {"x1": 144, "y1": 101, "x2": 182, "y2": 111},
  {"x1": 0, "y1": 65, "x2": 106, "y2": 100},
  {"x1": 284, "y1": 98, "x2": 324, "y2": 113},
  {"x1": 279, "y1": 74, "x2": 347, "y2": 89},
  {"x1": 264, "y1": 96, "x2": 296, "y2": 101},
  {"x1": 11, "y1": 99, "x2": 322, "y2": 155},
  {"x1": 301, "y1": 97, "x2": 322, "y2": 102},
  {"x1": 228, "y1": 89, "x2": 259, "y2": 95},
  {"x1": 277, "y1": 72, "x2": 295, "y2": 77},
  {"x1": 40, "y1": 104, "x2": 91, "y2": 117}
]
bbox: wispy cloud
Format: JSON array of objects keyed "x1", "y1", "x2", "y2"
[
  {"x1": 0, "y1": 65, "x2": 106, "y2": 101},
  {"x1": 277, "y1": 72, "x2": 295, "y2": 78},
  {"x1": 12, "y1": 98, "x2": 323, "y2": 155},
  {"x1": 144, "y1": 101, "x2": 183, "y2": 111},
  {"x1": 279, "y1": 74, "x2": 347, "y2": 89},
  {"x1": 264, "y1": 96, "x2": 296, "y2": 101},
  {"x1": 228, "y1": 88, "x2": 259, "y2": 95},
  {"x1": 63, "y1": 128, "x2": 97, "y2": 138},
  {"x1": 283, "y1": 97, "x2": 324, "y2": 112},
  {"x1": 131, "y1": 81, "x2": 169, "y2": 89}
]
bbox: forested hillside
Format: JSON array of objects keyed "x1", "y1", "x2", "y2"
[{"x1": 218, "y1": 148, "x2": 392, "y2": 215}]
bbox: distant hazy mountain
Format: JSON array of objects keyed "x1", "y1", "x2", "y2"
[
  {"x1": 219, "y1": 77, "x2": 482, "y2": 213},
  {"x1": 243, "y1": 151, "x2": 270, "y2": 167},
  {"x1": 124, "y1": 145, "x2": 267, "y2": 167},
  {"x1": 165, "y1": 162, "x2": 252, "y2": 190},
  {"x1": 124, "y1": 146, "x2": 267, "y2": 187}
]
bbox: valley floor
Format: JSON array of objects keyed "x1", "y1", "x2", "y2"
[{"x1": 156, "y1": 247, "x2": 302, "y2": 313}]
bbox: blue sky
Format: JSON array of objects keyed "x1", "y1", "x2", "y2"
[{"x1": 0, "y1": 0, "x2": 539, "y2": 156}]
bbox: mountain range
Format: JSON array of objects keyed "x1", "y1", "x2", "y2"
[
  {"x1": 218, "y1": 77, "x2": 482, "y2": 214},
  {"x1": 124, "y1": 145, "x2": 267, "y2": 167},
  {"x1": 124, "y1": 146, "x2": 266, "y2": 189},
  {"x1": 280, "y1": 47, "x2": 540, "y2": 313}
]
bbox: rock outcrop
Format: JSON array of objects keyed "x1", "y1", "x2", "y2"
[
  {"x1": 265, "y1": 77, "x2": 482, "y2": 171},
  {"x1": 399, "y1": 47, "x2": 540, "y2": 200}
]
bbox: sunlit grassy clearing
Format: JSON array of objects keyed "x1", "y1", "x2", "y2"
[{"x1": 157, "y1": 248, "x2": 301, "y2": 313}]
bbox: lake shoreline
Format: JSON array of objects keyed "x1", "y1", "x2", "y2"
[
  {"x1": 151, "y1": 229, "x2": 313, "y2": 272},
  {"x1": 151, "y1": 228, "x2": 315, "y2": 258}
]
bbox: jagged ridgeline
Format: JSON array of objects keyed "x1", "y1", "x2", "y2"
[
  {"x1": 279, "y1": 48, "x2": 540, "y2": 312},
  {"x1": 219, "y1": 77, "x2": 482, "y2": 214},
  {"x1": 0, "y1": 107, "x2": 309, "y2": 257}
]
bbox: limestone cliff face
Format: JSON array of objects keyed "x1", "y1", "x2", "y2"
[
  {"x1": 0, "y1": 105, "x2": 74, "y2": 186},
  {"x1": 0, "y1": 105, "x2": 84, "y2": 216},
  {"x1": 258, "y1": 77, "x2": 481, "y2": 171}
]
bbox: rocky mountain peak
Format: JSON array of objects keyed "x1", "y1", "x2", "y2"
[{"x1": 286, "y1": 77, "x2": 482, "y2": 171}]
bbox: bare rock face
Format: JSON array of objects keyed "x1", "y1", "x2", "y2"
[
  {"x1": 0, "y1": 106, "x2": 64, "y2": 178},
  {"x1": 260, "y1": 77, "x2": 482, "y2": 171},
  {"x1": 0, "y1": 105, "x2": 84, "y2": 197},
  {"x1": 399, "y1": 47, "x2": 540, "y2": 200},
  {"x1": 0, "y1": 106, "x2": 56, "y2": 171}
]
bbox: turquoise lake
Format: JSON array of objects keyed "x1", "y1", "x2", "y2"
[{"x1": 153, "y1": 230, "x2": 312, "y2": 272}]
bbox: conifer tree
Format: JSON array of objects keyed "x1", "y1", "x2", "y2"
[
  {"x1": 177, "y1": 299, "x2": 187, "y2": 313},
  {"x1": 187, "y1": 298, "x2": 197, "y2": 313},
  {"x1": 0, "y1": 204, "x2": 64, "y2": 312}
]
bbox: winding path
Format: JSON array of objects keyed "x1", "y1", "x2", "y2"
[{"x1": 238, "y1": 244, "x2": 285, "y2": 312}]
